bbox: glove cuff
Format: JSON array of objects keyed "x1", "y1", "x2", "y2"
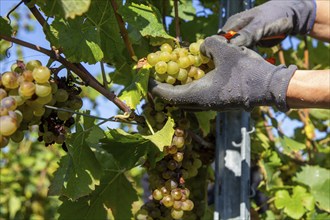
[{"x1": 269, "y1": 65, "x2": 297, "y2": 112}]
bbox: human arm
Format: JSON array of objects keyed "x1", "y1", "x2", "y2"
[
  {"x1": 150, "y1": 36, "x2": 297, "y2": 112},
  {"x1": 287, "y1": 70, "x2": 330, "y2": 109},
  {"x1": 309, "y1": 1, "x2": 330, "y2": 42}
]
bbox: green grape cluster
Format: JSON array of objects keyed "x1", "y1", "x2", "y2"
[
  {"x1": 0, "y1": 60, "x2": 82, "y2": 149},
  {"x1": 136, "y1": 101, "x2": 204, "y2": 219},
  {"x1": 147, "y1": 40, "x2": 214, "y2": 85}
]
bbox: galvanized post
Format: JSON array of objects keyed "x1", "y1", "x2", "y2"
[{"x1": 214, "y1": 1, "x2": 253, "y2": 220}]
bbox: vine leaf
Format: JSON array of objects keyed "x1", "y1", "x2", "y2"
[
  {"x1": 279, "y1": 135, "x2": 306, "y2": 153},
  {"x1": 295, "y1": 165, "x2": 330, "y2": 212},
  {"x1": 48, "y1": 116, "x2": 103, "y2": 200},
  {"x1": 194, "y1": 111, "x2": 217, "y2": 137},
  {"x1": 0, "y1": 17, "x2": 12, "y2": 36},
  {"x1": 118, "y1": 3, "x2": 175, "y2": 41},
  {"x1": 58, "y1": 155, "x2": 137, "y2": 220},
  {"x1": 118, "y1": 68, "x2": 149, "y2": 109},
  {"x1": 46, "y1": 1, "x2": 126, "y2": 64},
  {"x1": 36, "y1": 0, "x2": 91, "y2": 19},
  {"x1": 101, "y1": 117, "x2": 175, "y2": 169},
  {"x1": 275, "y1": 186, "x2": 314, "y2": 219}
]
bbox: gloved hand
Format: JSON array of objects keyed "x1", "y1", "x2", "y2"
[
  {"x1": 149, "y1": 36, "x2": 297, "y2": 112},
  {"x1": 221, "y1": 0, "x2": 316, "y2": 47}
]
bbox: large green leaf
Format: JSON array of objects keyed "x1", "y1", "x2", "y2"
[
  {"x1": 58, "y1": 156, "x2": 137, "y2": 220},
  {"x1": 36, "y1": 0, "x2": 91, "y2": 19},
  {"x1": 46, "y1": 1, "x2": 126, "y2": 64},
  {"x1": 118, "y1": 3, "x2": 174, "y2": 40},
  {"x1": 295, "y1": 165, "x2": 330, "y2": 212},
  {"x1": 101, "y1": 117, "x2": 175, "y2": 169},
  {"x1": 118, "y1": 68, "x2": 149, "y2": 109},
  {"x1": 48, "y1": 117, "x2": 103, "y2": 200},
  {"x1": 49, "y1": 18, "x2": 103, "y2": 64}
]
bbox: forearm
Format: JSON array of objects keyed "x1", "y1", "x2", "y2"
[
  {"x1": 287, "y1": 70, "x2": 330, "y2": 109},
  {"x1": 309, "y1": 0, "x2": 330, "y2": 42}
]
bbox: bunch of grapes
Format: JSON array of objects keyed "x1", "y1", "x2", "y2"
[
  {"x1": 136, "y1": 100, "x2": 205, "y2": 219},
  {"x1": 37, "y1": 76, "x2": 82, "y2": 148},
  {"x1": 0, "y1": 60, "x2": 82, "y2": 149},
  {"x1": 147, "y1": 40, "x2": 214, "y2": 85}
]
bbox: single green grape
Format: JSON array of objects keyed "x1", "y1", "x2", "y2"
[
  {"x1": 173, "y1": 201, "x2": 182, "y2": 210},
  {"x1": 159, "y1": 51, "x2": 171, "y2": 62},
  {"x1": 171, "y1": 209, "x2": 184, "y2": 219},
  {"x1": 165, "y1": 75, "x2": 176, "y2": 85},
  {"x1": 166, "y1": 61, "x2": 180, "y2": 75},
  {"x1": 33, "y1": 107, "x2": 45, "y2": 117},
  {"x1": 188, "y1": 66, "x2": 198, "y2": 78},
  {"x1": 22, "y1": 70, "x2": 34, "y2": 82},
  {"x1": 155, "y1": 61, "x2": 168, "y2": 74},
  {"x1": 178, "y1": 56, "x2": 190, "y2": 69},
  {"x1": 57, "y1": 110, "x2": 72, "y2": 121},
  {"x1": 181, "y1": 199, "x2": 194, "y2": 211},
  {"x1": 26, "y1": 60, "x2": 42, "y2": 71},
  {"x1": 189, "y1": 42, "x2": 200, "y2": 55},
  {"x1": 172, "y1": 136, "x2": 185, "y2": 148},
  {"x1": 54, "y1": 89, "x2": 69, "y2": 102},
  {"x1": 147, "y1": 53, "x2": 159, "y2": 66},
  {"x1": 173, "y1": 152, "x2": 184, "y2": 162},
  {"x1": 152, "y1": 189, "x2": 163, "y2": 200},
  {"x1": 162, "y1": 195, "x2": 174, "y2": 207},
  {"x1": 1, "y1": 97, "x2": 17, "y2": 111},
  {"x1": 175, "y1": 68, "x2": 188, "y2": 82},
  {"x1": 171, "y1": 188, "x2": 182, "y2": 200},
  {"x1": 194, "y1": 68, "x2": 205, "y2": 80},
  {"x1": 19, "y1": 81, "x2": 36, "y2": 97},
  {"x1": 0, "y1": 89, "x2": 7, "y2": 100},
  {"x1": 160, "y1": 43, "x2": 173, "y2": 53},
  {"x1": 35, "y1": 82, "x2": 52, "y2": 97},
  {"x1": 32, "y1": 66, "x2": 51, "y2": 83},
  {"x1": 0, "y1": 115, "x2": 18, "y2": 136},
  {"x1": 188, "y1": 54, "x2": 196, "y2": 66},
  {"x1": 194, "y1": 55, "x2": 203, "y2": 67},
  {"x1": 10, "y1": 130, "x2": 24, "y2": 143},
  {"x1": 1, "y1": 72, "x2": 19, "y2": 89},
  {"x1": 35, "y1": 93, "x2": 53, "y2": 105},
  {"x1": 193, "y1": 158, "x2": 202, "y2": 168}
]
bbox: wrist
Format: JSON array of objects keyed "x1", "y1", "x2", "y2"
[{"x1": 269, "y1": 65, "x2": 297, "y2": 111}]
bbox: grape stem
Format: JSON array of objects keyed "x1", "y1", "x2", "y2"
[
  {"x1": 44, "y1": 105, "x2": 137, "y2": 124},
  {"x1": 187, "y1": 130, "x2": 214, "y2": 149},
  {"x1": 100, "y1": 62, "x2": 109, "y2": 89},
  {"x1": 109, "y1": 0, "x2": 136, "y2": 60},
  {"x1": 174, "y1": 0, "x2": 181, "y2": 41}
]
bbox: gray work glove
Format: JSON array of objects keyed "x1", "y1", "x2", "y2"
[
  {"x1": 221, "y1": 0, "x2": 317, "y2": 47},
  {"x1": 149, "y1": 36, "x2": 297, "y2": 112}
]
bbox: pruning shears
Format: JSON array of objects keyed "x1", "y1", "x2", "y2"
[{"x1": 217, "y1": 30, "x2": 286, "y2": 64}]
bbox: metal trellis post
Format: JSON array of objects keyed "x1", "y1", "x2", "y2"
[{"x1": 214, "y1": 1, "x2": 253, "y2": 219}]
